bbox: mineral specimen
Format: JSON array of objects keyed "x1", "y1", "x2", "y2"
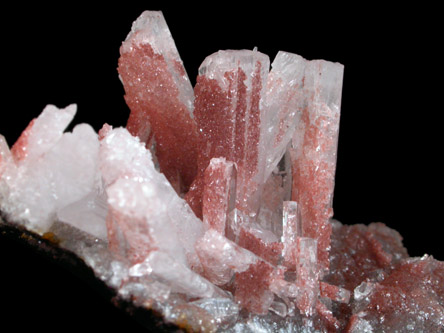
[{"x1": 0, "y1": 10, "x2": 443, "y2": 333}]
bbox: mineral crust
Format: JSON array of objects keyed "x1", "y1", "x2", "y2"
[{"x1": 1, "y1": 10, "x2": 443, "y2": 333}]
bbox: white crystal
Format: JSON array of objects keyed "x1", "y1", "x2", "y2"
[
  {"x1": 57, "y1": 189, "x2": 108, "y2": 240},
  {"x1": 256, "y1": 171, "x2": 288, "y2": 237},
  {"x1": 247, "y1": 222, "x2": 280, "y2": 243},
  {"x1": 269, "y1": 301, "x2": 288, "y2": 317},
  {"x1": 0, "y1": 135, "x2": 14, "y2": 200},
  {"x1": 107, "y1": 177, "x2": 188, "y2": 265},
  {"x1": 0, "y1": 109, "x2": 100, "y2": 233},
  {"x1": 190, "y1": 298, "x2": 239, "y2": 326},
  {"x1": 348, "y1": 316, "x2": 374, "y2": 333},
  {"x1": 196, "y1": 229, "x2": 258, "y2": 281},
  {"x1": 99, "y1": 126, "x2": 156, "y2": 186},
  {"x1": 198, "y1": 49, "x2": 269, "y2": 92},
  {"x1": 101, "y1": 127, "x2": 204, "y2": 267},
  {"x1": 119, "y1": 280, "x2": 171, "y2": 303},
  {"x1": 269, "y1": 279, "x2": 300, "y2": 299},
  {"x1": 14, "y1": 104, "x2": 76, "y2": 164},
  {"x1": 261, "y1": 51, "x2": 304, "y2": 182},
  {"x1": 336, "y1": 286, "x2": 352, "y2": 304},
  {"x1": 354, "y1": 282, "x2": 376, "y2": 301},
  {"x1": 134, "y1": 250, "x2": 228, "y2": 299},
  {"x1": 281, "y1": 200, "x2": 301, "y2": 267},
  {"x1": 292, "y1": 59, "x2": 343, "y2": 163},
  {"x1": 0, "y1": 135, "x2": 12, "y2": 170}
]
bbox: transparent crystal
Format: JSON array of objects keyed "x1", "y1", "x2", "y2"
[{"x1": 190, "y1": 298, "x2": 239, "y2": 326}]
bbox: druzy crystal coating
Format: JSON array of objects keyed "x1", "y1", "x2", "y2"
[{"x1": 1, "y1": 10, "x2": 443, "y2": 332}]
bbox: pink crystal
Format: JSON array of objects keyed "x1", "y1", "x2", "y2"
[
  {"x1": 10, "y1": 118, "x2": 36, "y2": 162},
  {"x1": 11, "y1": 104, "x2": 76, "y2": 164},
  {"x1": 326, "y1": 221, "x2": 409, "y2": 291},
  {"x1": 186, "y1": 49, "x2": 269, "y2": 218},
  {"x1": 234, "y1": 260, "x2": 275, "y2": 315},
  {"x1": 237, "y1": 226, "x2": 283, "y2": 266},
  {"x1": 316, "y1": 300, "x2": 341, "y2": 332},
  {"x1": 202, "y1": 157, "x2": 237, "y2": 234},
  {"x1": 291, "y1": 60, "x2": 344, "y2": 272},
  {"x1": 347, "y1": 255, "x2": 444, "y2": 332},
  {"x1": 295, "y1": 237, "x2": 319, "y2": 316},
  {"x1": 319, "y1": 281, "x2": 351, "y2": 304},
  {"x1": 118, "y1": 11, "x2": 199, "y2": 193}
]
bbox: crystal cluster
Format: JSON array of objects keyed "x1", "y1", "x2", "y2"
[{"x1": 1, "y1": 11, "x2": 443, "y2": 332}]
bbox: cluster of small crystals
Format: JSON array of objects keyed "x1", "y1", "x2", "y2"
[{"x1": 1, "y1": 10, "x2": 443, "y2": 332}]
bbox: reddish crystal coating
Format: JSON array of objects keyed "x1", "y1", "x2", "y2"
[
  {"x1": 97, "y1": 123, "x2": 113, "y2": 140},
  {"x1": 10, "y1": 118, "x2": 36, "y2": 162},
  {"x1": 365, "y1": 230, "x2": 393, "y2": 266},
  {"x1": 291, "y1": 61, "x2": 343, "y2": 272},
  {"x1": 185, "y1": 177, "x2": 205, "y2": 219},
  {"x1": 316, "y1": 300, "x2": 341, "y2": 332},
  {"x1": 202, "y1": 158, "x2": 237, "y2": 234},
  {"x1": 291, "y1": 136, "x2": 335, "y2": 272},
  {"x1": 319, "y1": 281, "x2": 350, "y2": 304},
  {"x1": 234, "y1": 260, "x2": 275, "y2": 314},
  {"x1": 186, "y1": 50, "x2": 269, "y2": 219},
  {"x1": 237, "y1": 227, "x2": 283, "y2": 266},
  {"x1": 118, "y1": 40, "x2": 199, "y2": 193},
  {"x1": 295, "y1": 237, "x2": 319, "y2": 316},
  {"x1": 106, "y1": 207, "x2": 156, "y2": 264},
  {"x1": 325, "y1": 221, "x2": 409, "y2": 292},
  {"x1": 346, "y1": 256, "x2": 444, "y2": 332}
]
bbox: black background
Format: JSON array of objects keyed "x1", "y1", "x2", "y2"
[{"x1": 0, "y1": 3, "x2": 441, "y2": 331}]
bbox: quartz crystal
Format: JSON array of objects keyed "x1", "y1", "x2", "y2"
[{"x1": 1, "y1": 10, "x2": 443, "y2": 333}]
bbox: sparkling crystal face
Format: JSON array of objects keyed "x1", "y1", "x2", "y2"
[{"x1": 0, "y1": 9, "x2": 443, "y2": 333}]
